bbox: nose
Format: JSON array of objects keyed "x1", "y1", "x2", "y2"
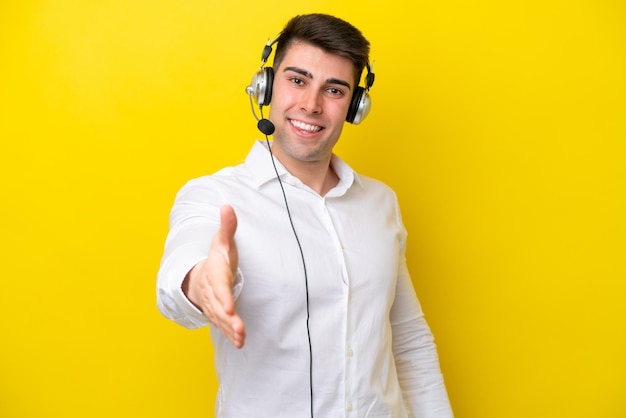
[{"x1": 299, "y1": 89, "x2": 322, "y2": 114}]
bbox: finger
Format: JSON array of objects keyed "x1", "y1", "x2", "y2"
[
  {"x1": 204, "y1": 285, "x2": 246, "y2": 347},
  {"x1": 231, "y1": 318, "x2": 246, "y2": 349},
  {"x1": 212, "y1": 205, "x2": 238, "y2": 314}
]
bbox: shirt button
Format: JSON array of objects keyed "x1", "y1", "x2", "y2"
[
  {"x1": 347, "y1": 403, "x2": 353, "y2": 412},
  {"x1": 347, "y1": 348, "x2": 354, "y2": 357}
]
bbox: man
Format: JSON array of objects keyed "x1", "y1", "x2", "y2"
[{"x1": 157, "y1": 13, "x2": 453, "y2": 418}]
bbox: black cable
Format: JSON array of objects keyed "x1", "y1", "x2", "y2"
[{"x1": 261, "y1": 115, "x2": 314, "y2": 418}]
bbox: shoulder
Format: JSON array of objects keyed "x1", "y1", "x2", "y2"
[
  {"x1": 175, "y1": 164, "x2": 251, "y2": 203},
  {"x1": 355, "y1": 173, "x2": 399, "y2": 201}
]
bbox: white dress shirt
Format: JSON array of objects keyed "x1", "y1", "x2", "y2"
[{"x1": 157, "y1": 141, "x2": 453, "y2": 418}]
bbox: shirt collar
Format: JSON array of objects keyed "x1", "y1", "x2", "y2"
[{"x1": 244, "y1": 140, "x2": 364, "y2": 192}]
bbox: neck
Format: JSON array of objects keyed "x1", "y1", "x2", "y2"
[
  {"x1": 291, "y1": 159, "x2": 339, "y2": 196},
  {"x1": 300, "y1": 161, "x2": 339, "y2": 196},
  {"x1": 273, "y1": 151, "x2": 339, "y2": 196}
]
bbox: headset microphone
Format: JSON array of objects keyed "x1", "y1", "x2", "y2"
[{"x1": 257, "y1": 118, "x2": 275, "y2": 136}]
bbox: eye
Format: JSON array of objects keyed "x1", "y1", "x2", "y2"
[
  {"x1": 289, "y1": 77, "x2": 305, "y2": 86},
  {"x1": 327, "y1": 87, "x2": 345, "y2": 97}
]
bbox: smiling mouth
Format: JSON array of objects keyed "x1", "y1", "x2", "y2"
[{"x1": 289, "y1": 119, "x2": 323, "y2": 134}]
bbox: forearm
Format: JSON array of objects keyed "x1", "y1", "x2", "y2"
[
  {"x1": 393, "y1": 315, "x2": 453, "y2": 418},
  {"x1": 156, "y1": 183, "x2": 219, "y2": 328},
  {"x1": 156, "y1": 243, "x2": 210, "y2": 329},
  {"x1": 156, "y1": 194, "x2": 244, "y2": 331},
  {"x1": 391, "y1": 260, "x2": 453, "y2": 417}
]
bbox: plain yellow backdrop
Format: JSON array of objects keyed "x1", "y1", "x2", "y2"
[{"x1": 1, "y1": 1, "x2": 624, "y2": 417}]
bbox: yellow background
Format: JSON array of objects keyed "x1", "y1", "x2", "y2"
[{"x1": 1, "y1": 1, "x2": 624, "y2": 417}]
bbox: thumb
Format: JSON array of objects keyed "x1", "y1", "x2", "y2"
[{"x1": 216, "y1": 204, "x2": 238, "y2": 247}]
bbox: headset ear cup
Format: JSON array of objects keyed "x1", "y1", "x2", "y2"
[
  {"x1": 346, "y1": 87, "x2": 364, "y2": 124},
  {"x1": 353, "y1": 91, "x2": 371, "y2": 124},
  {"x1": 261, "y1": 67, "x2": 274, "y2": 106},
  {"x1": 249, "y1": 67, "x2": 274, "y2": 106},
  {"x1": 347, "y1": 87, "x2": 371, "y2": 125}
]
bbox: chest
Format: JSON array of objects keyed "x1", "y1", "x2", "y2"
[{"x1": 233, "y1": 186, "x2": 403, "y2": 308}]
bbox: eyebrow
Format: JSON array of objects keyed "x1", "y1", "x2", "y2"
[{"x1": 283, "y1": 66, "x2": 352, "y2": 90}]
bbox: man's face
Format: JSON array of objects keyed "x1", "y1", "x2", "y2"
[{"x1": 268, "y1": 41, "x2": 356, "y2": 169}]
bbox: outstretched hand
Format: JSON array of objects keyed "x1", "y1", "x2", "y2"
[{"x1": 183, "y1": 205, "x2": 246, "y2": 348}]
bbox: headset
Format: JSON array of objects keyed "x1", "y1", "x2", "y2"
[{"x1": 246, "y1": 37, "x2": 375, "y2": 134}]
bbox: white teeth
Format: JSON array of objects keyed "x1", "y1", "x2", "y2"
[{"x1": 290, "y1": 119, "x2": 322, "y2": 133}]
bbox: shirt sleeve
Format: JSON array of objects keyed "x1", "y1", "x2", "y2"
[
  {"x1": 155, "y1": 179, "x2": 243, "y2": 330},
  {"x1": 390, "y1": 201, "x2": 454, "y2": 418}
]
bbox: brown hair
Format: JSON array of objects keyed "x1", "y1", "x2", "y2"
[{"x1": 272, "y1": 14, "x2": 370, "y2": 87}]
